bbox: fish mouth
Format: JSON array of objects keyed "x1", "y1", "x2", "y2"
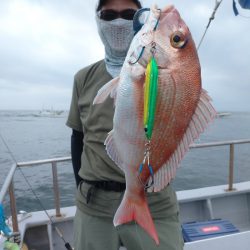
[{"x1": 128, "y1": 5, "x2": 181, "y2": 70}]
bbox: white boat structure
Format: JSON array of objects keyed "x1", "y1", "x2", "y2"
[
  {"x1": 216, "y1": 112, "x2": 231, "y2": 118},
  {"x1": 0, "y1": 139, "x2": 250, "y2": 250},
  {"x1": 37, "y1": 109, "x2": 65, "y2": 118}
]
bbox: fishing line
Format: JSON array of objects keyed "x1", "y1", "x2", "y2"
[
  {"x1": 0, "y1": 132, "x2": 73, "y2": 250},
  {"x1": 197, "y1": 0, "x2": 224, "y2": 50}
]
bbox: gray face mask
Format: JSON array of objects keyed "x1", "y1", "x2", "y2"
[{"x1": 96, "y1": 17, "x2": 134, "y2": 77}]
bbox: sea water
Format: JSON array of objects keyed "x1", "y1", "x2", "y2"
[{"x1": 0, "y1": 110, "x2": 250, "y2": 212}]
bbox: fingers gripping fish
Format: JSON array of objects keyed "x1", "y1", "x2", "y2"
[{"x1": 93, "y1": 5, "x2": 216, "y2": 245}]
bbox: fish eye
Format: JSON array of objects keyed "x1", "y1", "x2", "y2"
[{"x1": 170, "y1": 31, "x2": 187, "y2": 48}]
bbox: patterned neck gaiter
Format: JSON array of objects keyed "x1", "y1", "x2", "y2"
[{"x1": 96, "y1": 17, "x2": 134, "y2": 78}]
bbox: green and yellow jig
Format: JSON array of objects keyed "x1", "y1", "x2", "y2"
[
  {"x1": 144, "y1": 57, "x2": 158, "y2": 140},
  {"x1": 138, "y1": 47, "x2": 159, "y2": 190}
]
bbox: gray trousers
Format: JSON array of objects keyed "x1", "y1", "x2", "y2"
[{"x1": 74, "y1": 208, "x2": 184, "y2": 250}]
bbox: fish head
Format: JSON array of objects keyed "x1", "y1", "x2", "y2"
[{"x1": 126, "y1": 5, "x2": 200, "y2": 80}]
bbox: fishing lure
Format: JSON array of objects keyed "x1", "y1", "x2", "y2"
[
  {"x1": 138, "y1": 52, "x2": 159, "y2": 189},
  {"x1": 136, "y1": 9, "x2": 160, "y2": 189},
  {"x1": 144, "y1": 56, "x2": 158, "y2": 140}
]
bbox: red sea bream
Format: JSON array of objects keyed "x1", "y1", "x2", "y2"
[{"x1": 93, "y1": 4, "x2": 216, "y2": 245}]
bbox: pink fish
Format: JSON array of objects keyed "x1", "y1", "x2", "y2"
[{"x1": 94, "y1": 4, "x2": 216, "y2": 245}]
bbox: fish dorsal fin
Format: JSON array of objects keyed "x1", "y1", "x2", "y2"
[
  {"x1": 105, "y1": 129, "x2": 124, "y2": 169},
  {"x1": 148, "y1": 89, "x2": 217, "y2": 192},
  {"x1": 93, "y1": 77, "x2": 119, "y2": 105}
]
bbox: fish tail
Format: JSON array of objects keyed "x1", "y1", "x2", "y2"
[{"x1": 113, "y1": 194, "x2": 159, "y2": 245}]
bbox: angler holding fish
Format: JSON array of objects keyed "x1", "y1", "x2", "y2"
[{"x1": 67, "y1": 0, "x2": 215, "y2": 249}]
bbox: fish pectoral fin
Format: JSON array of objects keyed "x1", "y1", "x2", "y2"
[
  {"x1": 113, "y1": 194, "x2": 159, "y2": 245},
  {"x1": 93, "y1": 77, "x2": 120, "y2": 105}
]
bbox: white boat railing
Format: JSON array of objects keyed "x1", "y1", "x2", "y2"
[
  {"x1": 0, "y1": 139, "x2": 250, "y2": 239},
  {"x1": 0, "y1": 156, "x2": 71, "y2": 237}
]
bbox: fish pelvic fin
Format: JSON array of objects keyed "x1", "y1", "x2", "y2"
[
  {"x1": 114, "y1": 193, "x2": 160, "y2": 245},
  {"x1": 93, "y1": 77, "x2": 119, "y2": 105},
  {"x1": 148, "y1": 89, "x2": 216, "y2": 192}
]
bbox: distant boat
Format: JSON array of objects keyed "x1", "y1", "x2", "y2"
[
  {"x1": 216, "y1": 112, "x2": 231, "y2": 118},
  {"x1": 38, "y1": 109, "x2": 64, "y2": 117}
]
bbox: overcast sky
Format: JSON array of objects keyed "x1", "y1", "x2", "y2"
[{"x1": 0, "y1": 0, "x2": 249, "y2": 111}]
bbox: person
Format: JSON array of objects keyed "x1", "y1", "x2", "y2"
[{"x1": 66, "y1": 0, "x2": 184, "y2": 249}]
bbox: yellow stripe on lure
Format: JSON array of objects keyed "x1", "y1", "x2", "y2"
[{"x1": 144, "y1": 57, "x2": 158, "y2": 140}]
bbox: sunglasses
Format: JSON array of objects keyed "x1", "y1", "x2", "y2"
[{"x1": 98, "y1": 9, "x2": 137, "y2": 21}]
